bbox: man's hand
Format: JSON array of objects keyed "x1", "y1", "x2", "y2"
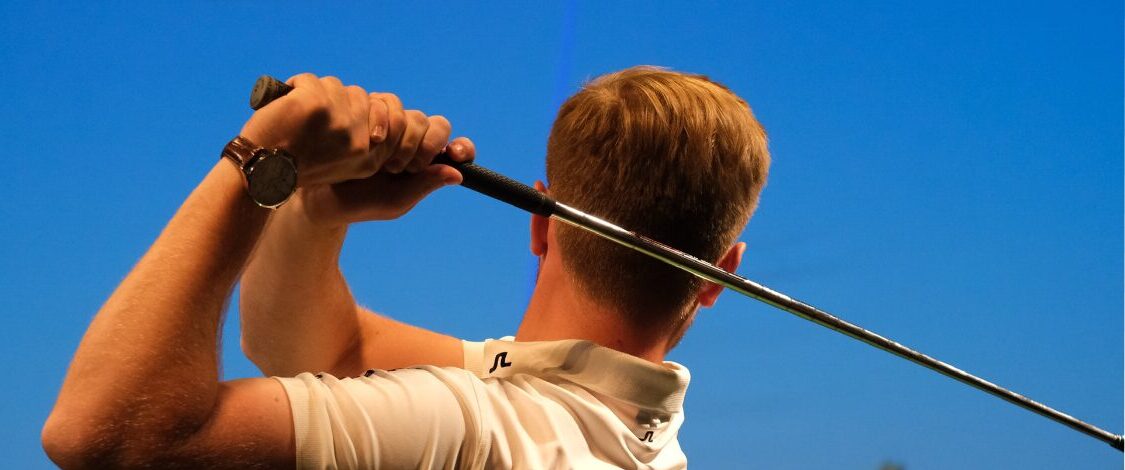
[
  {"x1": 298, "y1": 92, "x2": 477, "y2": 228},
  {"x1": 241, "y1": 73, "x2": 379, "y2": 188}
]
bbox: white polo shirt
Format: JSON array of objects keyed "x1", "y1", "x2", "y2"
[{"x1": 274, "y1": 337, "x2": 691, "y2": 469}]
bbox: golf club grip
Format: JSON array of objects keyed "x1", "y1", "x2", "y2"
[
  {"x1": 248, "y1": 75, "x2": 557, "y2": 216},
  {"x1": 250, "y1": 75, "x2": 294, "y2": 110},
  {"x1": 431, "y1": 155, "x2": 557, "y2": 216}
]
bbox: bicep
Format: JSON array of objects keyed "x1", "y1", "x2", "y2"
[{"x1": 170, "y1": 378, "x2": 295, "y2": 469}]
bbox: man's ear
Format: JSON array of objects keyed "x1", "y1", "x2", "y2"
[
  {"x1": 530, "y1": 180, "x2": 549, "y2": 256},
  {"x1": 696, "y1": 242, "x2": 746, "y2": 308}
]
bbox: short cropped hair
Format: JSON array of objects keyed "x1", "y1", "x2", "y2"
[{"x1": 546, "y1": 66, "x2": 770, "y2": 331}]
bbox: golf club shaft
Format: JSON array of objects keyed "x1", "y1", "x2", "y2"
[
  {"x1": 549, "y1": 202, "x2": 1123, "y2": 451},
  {"x1": 248, "y1": 75, "x2": 1124, "y2": 451}
]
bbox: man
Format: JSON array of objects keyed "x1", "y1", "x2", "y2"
[{"x1": 44, "y1": 66, "x2": 769, "y2": 468}]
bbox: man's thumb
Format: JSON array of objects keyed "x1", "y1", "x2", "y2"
[{"x1": 397, "y1": 165, "x2": 461, "y2": 201}]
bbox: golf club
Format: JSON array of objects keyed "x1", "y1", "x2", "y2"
[{"x1": 249, "y1": 75, "x2": 1124, "y2": 452}]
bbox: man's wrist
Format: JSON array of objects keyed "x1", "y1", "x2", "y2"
[
  {"x1": 283, "y1": 188, "x2": 349, "y2": 237},
  {"x1": 239, "y1": 124, "x2": 284, "y2": 152},
  {"x1": 222, "y1": 135, "x2": 298, "y2": 209},
  {"x1": 213, "y1": 160, "x2": 275, "y2": 216}
]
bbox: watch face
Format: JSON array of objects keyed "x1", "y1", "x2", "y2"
[{"x1": 247, "y1": 151, "x2": 297, "y2": 208}]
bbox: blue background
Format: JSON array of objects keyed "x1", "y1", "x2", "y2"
[{"x1": 2, "y1": 2, "x2": 1121, "y2": 468}]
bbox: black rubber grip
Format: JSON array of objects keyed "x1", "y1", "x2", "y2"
[
  {"x1": 250, "y1": 75, "x2": 294, "y2": 110},
  {"x1": 431, "y1": 155, "x2": 556, "y2": 216},
  {"x1": 248, "y1": 75, "x2": 556, "y2": 216}
]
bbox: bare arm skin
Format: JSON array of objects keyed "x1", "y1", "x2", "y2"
[
  {"x1": 42, "y1": 74, "x2": 406, "y2": 468},
  {"x1": 42, "y1": 162, "x2": 293, "y2": 469},
  {"x1": 240, "y1": 97, "x2": 475, "y2": 378},
  {"x1": 239, "y1": 193, "x2": 465, "y2": 378}
]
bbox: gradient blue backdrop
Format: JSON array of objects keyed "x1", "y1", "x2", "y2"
[{"x1": 2, "y1": 2, "x2": 1121, "y2": 468}]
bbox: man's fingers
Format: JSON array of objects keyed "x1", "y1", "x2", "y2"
[
  {"x1": 371, "y1": 92, "x2": 406, "y2": 151},
  {"x1": 396, "y1": 165, "x2": 459, "y2": 200},
  {"x1": 314, "y1": 167, "x2": 456, "y2": 224},
  {"x1": 285, "y1": 73, "x2": 322, "y2": 91},
  {"x1": 318, "y1": 76, "x2": 347, "y2": 106},
  {"x1": 406, "y1": 115, "x2": 451, "y2": 173},
  {"x1": 319, "y1": 75, "x2": 345, "y2": 91},
  {"x1": 345, "y1": 85, "x2": 373, "y2": 174},
  {"x1": 368, "y1": 95, "x2": 389, "y2": 144},
  {"x1": 278, "y1": 73, "x2": 328, "y2": 114},
  {"x1": 444, "y1": 137, "x2": 476, "y2": 163},
  {"x1": 386, "y1": 110, "x2": 429, "y2": 174},
  {"x1": 379, "y1": 167, "x2": 452, "y2": 208},
  {"x1": 428, "y1": 137, "x2": 473, "y2": 187},
  {"x1": 431, "y1": 162, "x2": 463, "y2": 186}
]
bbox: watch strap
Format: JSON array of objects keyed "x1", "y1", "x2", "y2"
[{"x1": 221, "y1": 136, "x2": 261, "y2": 171}]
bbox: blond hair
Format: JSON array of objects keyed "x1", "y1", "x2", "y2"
[{"x1": 546, "y1": 66, "x2": 770, "y2": 330}]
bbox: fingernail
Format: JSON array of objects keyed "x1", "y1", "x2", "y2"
[
  {"x1": 450, "y1": 143, "x2": 463, "y2": 155},
  {"x1": 371, "y1": 125, "x2": 386, "y2": 143}
]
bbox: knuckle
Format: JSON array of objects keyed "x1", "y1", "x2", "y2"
[
  {"x1": 380, "y1": 93, "x2": 403, "y2": 109},
  {"x1": 429, "y1": 115, "x2": 451, "y2": 130},
  {"x1": 367, "y1": 95, "x2": 386, "y2": 112},
  {"x1": 405, "y1": 110, "x2": 429, "y2": 127},
  {"x1": 289, "y1": 72, "x2": 317, "y2": 83}
]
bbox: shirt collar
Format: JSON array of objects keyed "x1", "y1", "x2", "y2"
[{"x1": 465, "y1": 337, "x2": 690, "y2": 412}]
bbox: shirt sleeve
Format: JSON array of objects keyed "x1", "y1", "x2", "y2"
[{"x1": 274, "y1": 366, "x2": 490, "y2": 470}]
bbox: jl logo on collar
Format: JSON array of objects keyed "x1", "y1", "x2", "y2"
[{"x1": 489, "y1": 352, "x2": 513, "y2": 373}]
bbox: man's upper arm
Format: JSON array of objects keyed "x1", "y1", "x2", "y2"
[
  {"x1": 276, "y1": 368, "x2": 488, "y2": 469},
  {"x1": 169, "y1": 378, "x2": 295, "y2": 469},
  {"x1": 168, "y1": 366, "x2": 486, "y2": 469}
]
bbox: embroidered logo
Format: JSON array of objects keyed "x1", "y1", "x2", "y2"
[
  {"x1": 640, "y1": 431, "x2": 654, "y2": 443},
  {"x1": 489, "y1": 351, "x2": 513, "y2": 373}
]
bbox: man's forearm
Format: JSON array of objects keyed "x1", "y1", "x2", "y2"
[
  {"x1": 44, "y1": 162, "x2": 270, "y2": 464},
  {"x1": 239, "y1": 100, "x2": 476, "y2": 378},
  {"x1": 240, "y1": 192, "x2": 361, "y2": 377}
]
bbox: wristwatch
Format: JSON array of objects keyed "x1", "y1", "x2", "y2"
[{"x1": 221, "y1": 136, "x2": 298, "y2": 209}]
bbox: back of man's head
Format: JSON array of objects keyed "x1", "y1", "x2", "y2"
[{"x1": 546, "y1": 66, "x2": 770, "y2": 333}]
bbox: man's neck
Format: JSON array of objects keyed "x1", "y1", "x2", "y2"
[{"x1": 514, "y1": 255, "x2": 677, "y2": 365}]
